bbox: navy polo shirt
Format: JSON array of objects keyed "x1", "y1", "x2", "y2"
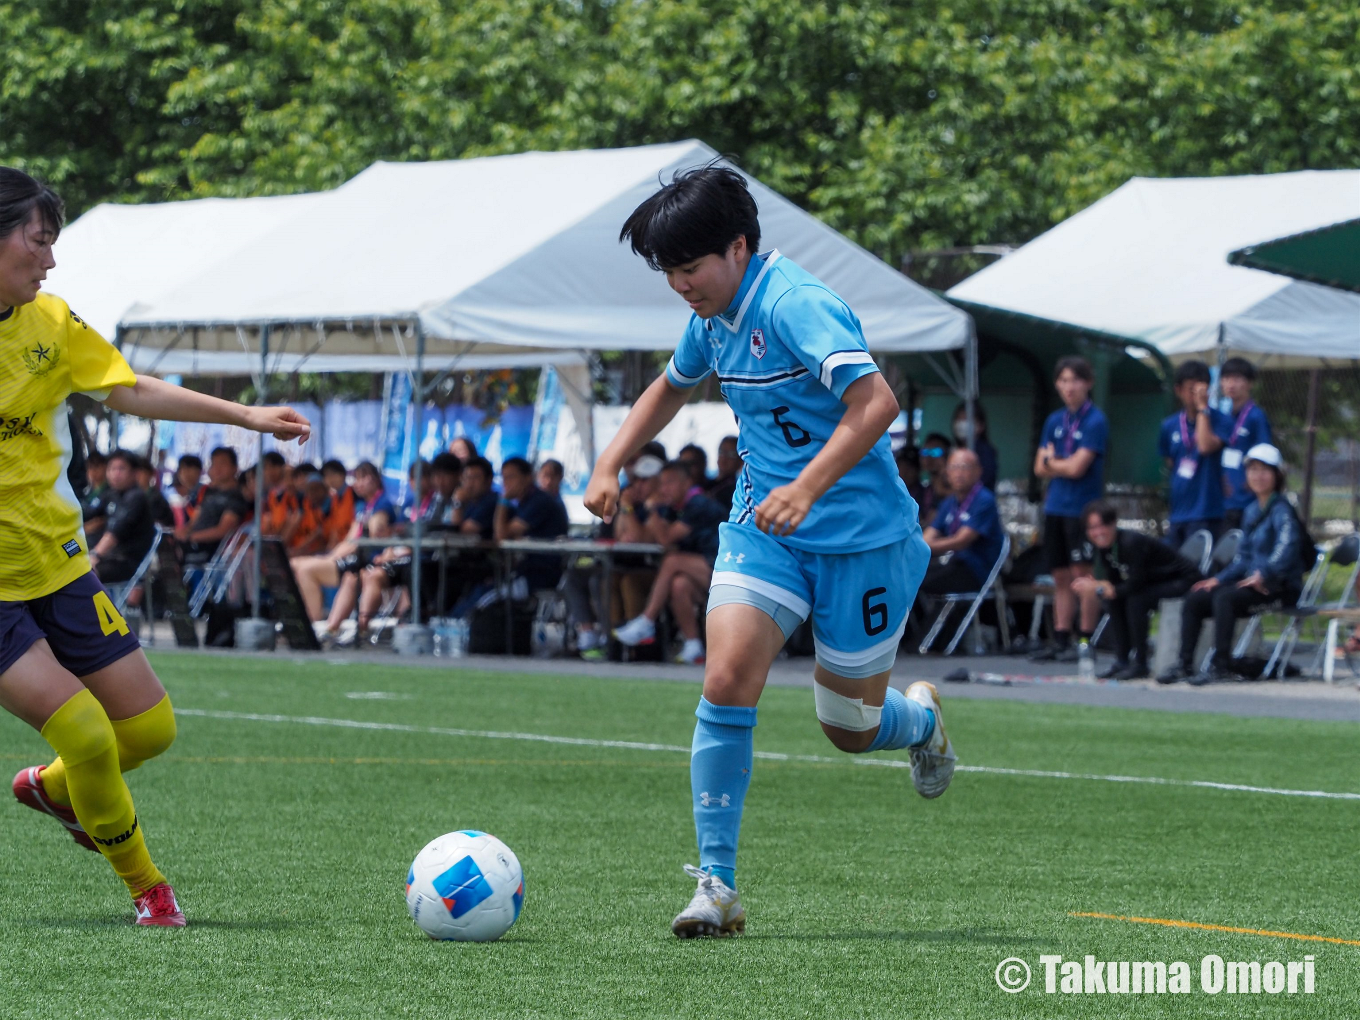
[
  {"x1": 1040, "y1": 403, "x2": 1108, "y2": 517},
  {"x1": 1158, "y1": 408, "x2": 1234, "y2": 522},
  {"x1": 930, "y1": 485, "x2": 1004, "y2": 584}
]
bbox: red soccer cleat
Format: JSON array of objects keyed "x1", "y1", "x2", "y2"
[
  {"x1": 134, "y1": 883, "x2": 186, "y2": 927},
  {"x1": 12, "y1": 766, "x2": 98, "y2": 852}
]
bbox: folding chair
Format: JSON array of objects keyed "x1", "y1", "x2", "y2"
[
  {"x1": 104, "y1": 527, "x2": 167, "y2": 642},
  {"x1": 1301, "y1": 533, "x2": 1360, "y2": 676},
  {"x1": 187, "y1": 524, "x2": 253, "y2": 617},
  {"x1": 1203, "y1": 545, "x2": 1333, "y2": 675},
  {"x1": 918, "y1": 534, "x2": 1011, "y2": 656}
]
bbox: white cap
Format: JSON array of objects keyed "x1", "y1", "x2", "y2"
[
  {"x1": 631, "y1": 454, "x2": 664, "y2": 479},
  {"x1": 1245, "y1": 443, "x2": 1282, "y2": 468}
]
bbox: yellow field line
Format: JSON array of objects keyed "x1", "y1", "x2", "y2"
[{"x1": 1072, "y1": 911, "x2": 1360, "y2": 947}]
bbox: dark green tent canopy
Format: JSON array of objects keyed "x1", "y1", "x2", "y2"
[{"x1": 1229, "y1": 218, "x2": 1360, "y2": 294}]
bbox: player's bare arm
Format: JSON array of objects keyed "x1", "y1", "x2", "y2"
[
  {"x1": 754, "y1": 372, "x2": 898, "y2": 537},
  {"x1": 102, "y1": 374, "x2": 311, "y2": 444},
  {"x1": 584, "y1": 374, "x2": 690, "y2": 521}
]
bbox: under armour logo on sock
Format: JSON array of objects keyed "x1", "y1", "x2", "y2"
[{"x1": 699, "y1": 792, "x2": 731, "y2": 808}]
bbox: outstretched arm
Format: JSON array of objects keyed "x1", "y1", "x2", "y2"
[
  {"x1": 101, "y1": 375, "x2": 311, "y2": 444},
  {"x1": 584, "y1": 375, "x2": 691, "y2": 522},
  {"x1": 756, "y1": 372, "x2": 899, "y2": 536}
]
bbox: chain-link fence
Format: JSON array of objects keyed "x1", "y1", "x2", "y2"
[{"x1": 1253, "y1": 366, "x2": 1360, "y2": 539}]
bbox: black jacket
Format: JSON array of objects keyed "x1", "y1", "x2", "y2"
[{"x1": 1092, "y1": 528, "x2": 1202, "y2": 599}]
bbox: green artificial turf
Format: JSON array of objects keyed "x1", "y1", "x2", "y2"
[{"x1": 2, "y1": 651, "x2": 1358, "y2": 1018}]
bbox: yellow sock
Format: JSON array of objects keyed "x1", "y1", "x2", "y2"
[
  {"x1": 40, "y1": 694, "x2": 177, "y2": 807},
  {"x1": 40, "y1": 690, "x2": 166, "y2": 896}
]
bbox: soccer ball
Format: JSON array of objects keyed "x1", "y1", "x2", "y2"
[{"x1": 405, "y1": 830, "x2": 524, "y2": 942}]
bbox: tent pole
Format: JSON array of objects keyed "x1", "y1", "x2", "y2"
[
  {"x1": 964, "y1": 321, "x2": 978, "y2": 451},
  {"x1": 252, "y1": 325, "x2": 268, "y2": 622},
  {"x1": 1301, "y1": 367, "x2": 1321, "y2": 526},
  {"x1": 395, "y1": 320, "x2": 433, "y2": 655}
]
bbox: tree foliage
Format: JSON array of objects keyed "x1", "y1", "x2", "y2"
[{"x1": 2, "y1": 0, "x2": 1356, "y2": 259}]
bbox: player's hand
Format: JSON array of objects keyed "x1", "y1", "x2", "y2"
[
  {"x1": 584, "y1": 466, "x2": 620, "y2": 522},
  {"x1": 756, "y1": 482, "x2": 815, "y2": 537},
  {"x1": 244, "y1": 405, "x2": 312, "y2": 444}
]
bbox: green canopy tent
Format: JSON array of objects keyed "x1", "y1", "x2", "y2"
[
  {"x1": 1228, "y1": 218, "x2": 1360, "y2": 294},
  {"x1": 888, "y1": 301, "x2": 1173, "y2": 494}
]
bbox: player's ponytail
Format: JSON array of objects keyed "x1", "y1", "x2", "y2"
[{"x1": 0, "y1": 166, "x2": 65, "y2": 241}]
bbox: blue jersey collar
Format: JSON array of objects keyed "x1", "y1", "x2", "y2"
[{"x1": 710, "y1": 249, "x2": 781, "y2": 336}]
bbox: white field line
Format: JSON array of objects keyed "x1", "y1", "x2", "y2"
[{"x1": 173, "y1": 708, "x2": 1360, "y2": 802}]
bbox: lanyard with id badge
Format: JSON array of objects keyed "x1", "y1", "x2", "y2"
[
  {"x1": 1220, "y1": 400, "x2": 1254, "y2": 471},
  {"x1": 1176, "y1": 413, "x2": 1198, "y2": 480}
]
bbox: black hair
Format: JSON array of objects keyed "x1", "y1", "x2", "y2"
[
  {"x1": 1082, "y1": 499, "x2": 1119, "y2": 527},
  {"x1": 211, "y1": 446, "x2": 238, "y2": 468},
  {"x1": 321, "y1": 459, "x2": 347, "y2": 476},
  {"x1": 464, "y1": 456, "x2": 494, "y2": 480},
  {"x1": 619, "y1": 164, "x2": 760, "y2": 271},
  {"x1": 292, "y1": 460, "x2": 317, "y2": 476},
  {"x1": 86, "y1": 451, "x2": 108, "y2": 468},
  {"x1": 1246, "y1": 456, "x2": 1288, "y2": 493},
  {"x1": 177, "y1": 454, "x2": 202, "y2": 472},
  {"x1": 407, "y1": 458, "x2": 430, "y2": 478},
  {"x1": 432, "y1": 452, "x2": 462, "y2": 474},
  {"x1": 1173, "y1": 360, "x2": 1211, "y2": 388},
  {"x1": 660, "y1": 459, "x2": 691, "y2": 476},
  {"x1": 1053, "y1": 355, "x2": 1094, "y2": 384},
  {"x1": 0, "y1": 167, "x2": 64, "y2": 241},
  {"x1": 640, "y1": 440, "x2": 667, "y2": 462},
  {"x1": 921, "y1": 433, "x2": 952, "y2": 453},
  {"x1": 1220, "y1": 357, "x2": 1257, "y2": 382},
  {"x1": 353, "y1": 461, "x2": 381, "y2": 483},
  {"x1": 679, "y1": 443, "x2": 708, "y2": 466},
  {"x1": 718, "y1": 435, "x2": 738, "y2": 451},
  {"x1": 262, "y1": 450, "x2": 286, "y2": 468},
  {"x1": 133, "y1": 454, "x2": 154, "y2": 473},
  {"x1": 538, "y1": 458, "x2": 563, "y2": 477},
  {"x1": 895, "y1": 446, "x2": 921, "y2": 470},
  {"x1": 449, "y1": 436, "x2": 478, "y2": 457},
  {"x1": 501, "y1": 456, "x2": 533, "y2": 477},
  {"x1": 106, "y1": 449, "x2": 136, "y2": 469}
]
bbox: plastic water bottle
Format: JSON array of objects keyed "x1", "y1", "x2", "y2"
[{"x1": 1078, "y1": 639, "x2": 1095, "y2": 682}]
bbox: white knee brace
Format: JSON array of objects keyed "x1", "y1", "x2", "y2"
[{"x1": 813, "y1": 680, "x2": 882, "y2": 732}]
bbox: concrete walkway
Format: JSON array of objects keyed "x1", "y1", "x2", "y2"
[{"x1": 150, "y1": 625, "x2": 1360, "y2": 724}]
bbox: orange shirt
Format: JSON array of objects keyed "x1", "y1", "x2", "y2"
[
  {"x1": 263, "y1": 486, "x2": 298, "y2": 536},
  {"x1": 323, "y1": 485, "x2": 356, "y2": 548}
]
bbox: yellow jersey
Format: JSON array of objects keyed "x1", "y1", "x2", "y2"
[{"x1": 0, "y1": 292, "x2": 136, "y2": 600}]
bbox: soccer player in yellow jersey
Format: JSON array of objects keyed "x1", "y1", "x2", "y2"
[{"x1": 0, "y1": 167, "x2": 311, "y2": 926}]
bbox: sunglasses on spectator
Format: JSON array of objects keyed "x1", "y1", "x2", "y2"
[{"x1": 920, "y1": 447, "x2": 946, "y2": 458}]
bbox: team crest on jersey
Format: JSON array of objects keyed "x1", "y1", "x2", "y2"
[
  {"x1": 21, "y1": 340, "x2": 60, "y2": 378},
  {"x1": 749, "y1": 328, "x2": 766, "y2": 360}
]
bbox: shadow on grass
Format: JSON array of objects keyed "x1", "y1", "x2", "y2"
[
  {"x1": 8, "y1": 916, "x2": 303, "y2": 931},
  {"x1": 744, "y1": 927, "x2": 1042, "y2": 945}
]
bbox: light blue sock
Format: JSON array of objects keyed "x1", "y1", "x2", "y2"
[
  {"x1": 865, "y1": 687, "x2": 934, "y2": 752},
  {"x1": 691, "y1": 698, "x2": 756, "y2": 890}
]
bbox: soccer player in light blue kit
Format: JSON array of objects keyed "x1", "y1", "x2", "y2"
[{"x1": 584, "y1": 167, "x2": 957, "y2": 938}]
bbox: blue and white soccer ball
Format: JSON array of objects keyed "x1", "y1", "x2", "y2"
[{"x1": 405, "y1": 830, "x2": 524, "y2": 942}]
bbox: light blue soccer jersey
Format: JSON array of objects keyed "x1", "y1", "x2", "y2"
[{"x1": 665, "y1": 250, "x2": 917, "y2": 553}]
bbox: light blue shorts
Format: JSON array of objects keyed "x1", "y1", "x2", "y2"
[{"x1": 705, "y1": 522, "x2": 930, "y2": 679}]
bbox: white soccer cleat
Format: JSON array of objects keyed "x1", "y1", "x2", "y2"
[
  {"x1": 675, "y1": 638, "x2": 705, "y2": 665},
  {"x1": 905, "y1": 681, "x2": 956, "y2": 799},
  {"x1": 612, "y1": 615, "x2": 656, "y2": 647},
  {"x1": 671, "y1": 864, "x2": 745, "y2": 939}
]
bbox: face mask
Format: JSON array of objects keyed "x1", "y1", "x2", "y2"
[{"x1": 953, "y1": 422, "x2": 970, "y2": 440}]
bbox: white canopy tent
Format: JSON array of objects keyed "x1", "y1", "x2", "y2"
[
  {"x1": 948, "y1": 170, "x2": 1360, "y2": 367},
  {"x1": 82, "y1": 140, "x2": 970, "y2": 642}
]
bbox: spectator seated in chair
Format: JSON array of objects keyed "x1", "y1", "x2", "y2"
[
  {"x1": 1071, "y1": 499, "x2": 1201, "y2": 681},
  {"x1": 134, "y1": 454, "x2": 175, "y2": 528},
  {"x1": 82, "y1": 450, "x2": 109, "y2": 542},
  {"x1": 1157, "y1": 444, "x2": 1309, "y2": 686},
  {"x1": 164, "y1": 453, "x2": 203, "y2": 530},
  {"x1": 612, "y1": 460, "x2": 726, "y2": 664},
  {"x1": 950, "y1": 401, "x2": 999, "y2": 491},
  {"x1": 259, "y1": 450, "x2": 298, "y2": 540},
  {"x1": 915, "y1": 433, "x2": 952, "y2": 527},
  {"x1": 358, "y1": 458, "x2": 452, "y2": 630},
  {"x1": 287, "y1": 472, "x2": 334, "y2": 558},
  {"x1": 918, "y1": 448, "x2": 1004, "y2": 599},
  {"x1": 87, "y1": 449, "x2": 157, "y2": 599},
  {"x1": 292, "y1": 461, "x2": 395, "y2": 645},
  {"x1": 494, "y1": 456, "x2": 570, "y2": 594},
  {"x1": 177, "y1": 446, "x2": 247, "y2": 568}
]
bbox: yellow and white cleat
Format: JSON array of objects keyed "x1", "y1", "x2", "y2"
[
  {"x1": 906, "y1": 681, "x2": 956, "y2": 799},
  {"x1": 671, "y1": 865, "x2": 745, "y2": 939}
]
